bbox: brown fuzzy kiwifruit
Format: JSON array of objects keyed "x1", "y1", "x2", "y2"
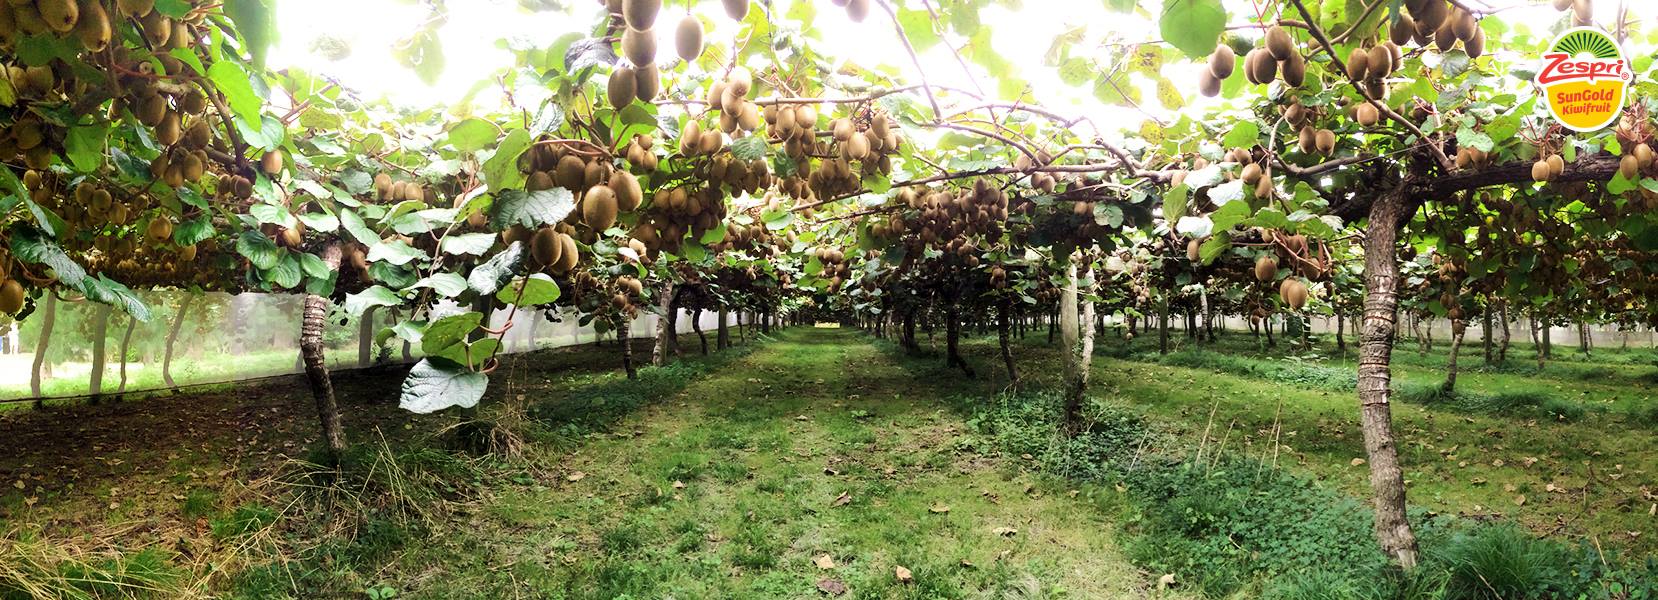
[
  {"x1": 156, "y1": 111, "x2": 182, "y2": 145},
  {"x1": 1264, "y1": 26, "x2": 1293, "y2": 60},
  {"x1": 1198, "y1": 71, "x2": 1221, "y2": 97},
  {"x1": 1208, "y1": 44, "x2": 1234, "y2": 79},
  {"x1": 527, "y1": 170, "x2": 554, "y2": 192},
  {"x1": 1434, "y1": 21, "x2": 1457, "y2": 52},
  {"x1": 675, "y1": 14, "x2": 703, "y2": 61},
  {"x1": 698, "y1": 130, "x2": 723, "y2": 154},
  {"x1": 554, "y1": 154, "x2": 585, "y2": 188},
  {"x1": 583, "y1": 184, "x2": 619, "y2": 231},
  {"x1": 1634, "y1": 143, "x2": 1654, "y2": 168},
  {"x1": 38, "y1": 0, "x2": 77, "y2": 32},
  {"x1": 622, "y1": 0, "x2": 660, "y2": 31},
  {"x1": 612, "y1": 171, "x2": 643, "y2": 211},
  {"x1": 1531, "y1": 159, "x2": 1551, "y2": 182},
  {"x1": 1254, "y1": 255, "x2": 1278, "y2": 282},
  {"x1": 1280, "y1": 51, "x2": 1305, "y2": 87},
  {"x1": 261, "y1": 150, "x2": 283, "y2": 175},
  {"x1": 1245, "y1": 49, "x2": 1275, "y2": 84},
  {"x1": 146, "y1": 216, "x2": 173, "y2": 243},
  {"x1": 722, "y1": 0, "x2": 748, "y2": 20},
  {"x1": 0, "y1": 279, "x2": 23, "y2": 315},
  {"x1": 116, "y1": 0, "x2": 155, "y2": 17},
  {"x1": 1451, "y1": 8, "x2": 1476, "y2": 41},
  {"x1": 608, "y1": 65, "x2": 637, "y2": 108},
  {"x1": 551, "y1": 233, "x2": 579, "y2": 275},
  {"x1": 1279, "y1": 276, "x2": 1308, "y2": 310},
  {"x1": 726, "y1": 67, "x2": 753, "y2": 97},
  {"x1": 621, "y1": 27, "x2": 655, "y2": 67},
  {"x1": 1187, "y1": 239, "x2": 1202, "y2": 262},
  {"x1": 1547, "y1": 154, "x2": 1565, "y2": 178},
  {"x1": 1368, "y1": 45, "x2": 1393, "y2": 77},
  {"x1": 1465, "y1": 28, "x2": 1485, "y2": 58},
  {"x1": 1315, "y1": 129, "x2": 1335, "y2": 155},
  {"x1": 74, "y1": 0, "x2": 111, "y2": 51},
  {"x1": 1240, "y1": 162, "x2": 1263, "y2": 185},
  {"x1": 1355, "y1": 103, "x2": 1380, "y2": 126},
  {"x1": 634, "y1": 62, "x2": 660, "y2": 101},
  {"x1": 680, "y1": 120, "x2": 702, "y2": 155},
  {"x1": 1413, "y1": 0, "x2": 1448, "y2": 31},
  {"x1": 1619, "y1": 154, "x2": 1639, "y2": 180},
  {"x1": 1390, "y1": 13, "x2": 1416, "y2": 46},
  {"x1": 1571, "y1": 0, "x2": 1591, "y2": 26},
  {"x1": 1298, "y1": 126, "x2": 1317, "y2": 154},
  {"x1": 1346, "y1": 48, "x2": 1370, "y2": 80},
  {"x1": 530, "y1": 226, "x2": 561, "y2": 267},
  {"x1": 374, "y1": 173, "x2": 393, "y2": 198},
  {"x1": 845, "y1": 131, "x2": 871, "y2": 160},
  {"x1": 846, "y1": 0, "x2": 870, "y2": 22}
]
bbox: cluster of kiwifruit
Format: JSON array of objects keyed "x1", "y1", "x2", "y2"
[
  {"x1": 1618, "y1": 142, "x2": 1654, "y2": 182},
  {"x1": 892, "y1": 179, "x2": 1010, "y2": 247},
  {"x1": 610, "y1": 0, "x2": 663, "y2": 105},
  {"x1": 1225, "y1": 147, "x2": 1276, "y2": 200},
  {"x1": 1285, "y1": 101, "x2": 1337, "y2": 157},
  {"x1": 1451, "y1": 144, "x2": 1491, "y2": 171},
  {"x1": 609, "y1": 274, "x2": 645, "y2": 311},
  {"x1": 1430, "y1": 254, "x2": 1467, "y2": 319},
  {"x1": 508, "y1": 224, "x2": 579, "y2": 276},
  {"x1": 621, "y1": 133, "x2": 659, "y2": 171},
  {"x1": 988, "y1": 265, "x2": 1010, "y2": 289},
  {"x1": 1529, "y1": 152, "x2": 1568, "y2": 182},
  {"x1": 1205, "y1": 25, "x2": 1305, "y2": 95},
  {"x1": 701, "y1": 153, "x2": 773, "y2": 196},
  {"x1": 1343, "y1": 41, "x2": 1402, "y2": 100},
  {"x1": 1389, "y1": 0, "x2": 1484, "y2": 57},
  {"x1": 1014, "y1": 150, "x2": 1060, "y2": 192},
  {"x1": 0, "y1": 65, "x2": 65, "y2": 168},
  {"x1": 0, "y1": 0, "x2": 117, "y2": 51},
  {"x1": 519, "y1": 141, "x2": 644, "y2": 235},
  {"x1": 766, "y1": 102, "x2": 819, "y2": 152},
  {"x1": 828, "y1": 0, "x2": 870, "y2": 22},
  {"x1": 706, "y1": 68, "x2": 765, "y2": 136},
  {"x1": 0, "y1": 254, "x2": 23, "y2": 314},
  {"x1": 1550, "y1": 0, "x2": 1594, "y2": 26},
  {"x1": 372, "y1": 172, "x2": 435, "y2": 204},
  {"x1": 634, "y1": 185, "x2": 727, "y2": 254},
  {"x1": 810, "y1": 246, "x2": 850, "y2": 291}
]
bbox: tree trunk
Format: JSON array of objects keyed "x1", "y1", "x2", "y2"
[
  {"x1": 1158, "y1": 297, "x2": 1170, "y2": 355},
  {"x1": 1444, "y1": 320, "x2": 1466, "y2": 392},
  {"x1": 29, "y1": 293, "x2": 55, "y2": 403},
  {"x1": 692, "y1": 308, "x2": 708, "y2": 355},
  {"x1": 1060, "y1": 256, "x2": 1096, "y2": 433},
  {"x1": 357, "y1": 305, "x2": 376, "y2": 367},
  {"x1": 1048, "y1": 309, "x2": 1057, "y2": 344},
  {"x1": 88, "y1": 304, "x2": 112, "y2": 402},
  {"x1": 1482, "y1": 305, "x2": 1494, "y2": 365},
  {"x1": 902, "y1": 309, "x2": 919, "y2": 352},
  {"x1": 653, "y1": 283, "x2": 674, "y2": 366},
  {"x1": 117, "y1": 313, "x2": 136, "y2": 393},
  {"x1": 1499, "y1": 301, "x2": 1510, "y2": 363},
  {"x1": 163, "y1": 293, "x2": 192, "y2": 389},
  {"x1": 300, "y1": 243, "x2": 347, "y2": 464},
  {"x1": 619, "y1": 317, "x2": 637, "y2": 379},
  {"x1": 1578, "y1": 322, "x2": 1591, "y2": 355},
  {"x1": 1336, "y1": 309, "x2": 1346, "y2": 353},
  {"x1": 945, "y1": 302, "x2": 973, "y2": 377},
  {"x1": 717, "y1": 308, "x2": 730, "y2": 349},
  {"x1": 1356, "y1": 188, "x2": 1420, "y2": 568},
  {"x1": 997, "y1": 298, "x2": 1018, "y2": 387}
]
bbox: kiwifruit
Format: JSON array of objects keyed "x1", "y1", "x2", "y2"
[
  {"x1": 846, "y1": 0, "x2": 870, "y2": 22},
  {"x1": 530, "y1": 226, "x2": 561, "y2": 267},
  {"x1": 1254, "y1": 255, "x2": 1278, "y2": 281},
  {"x1": 1368, "y1": 45, "x2": 1393, "y2": 76},
  {"x1": 156, "y1": 111, "x2": 182, "y2": 145},
  {"x1": 74, "y1": 0, "x2": 111, "y2": 51},
  {"x1": 38, "y1": 0, "x2": 76, "y2": 32},
  {"x1": 1571, "y1": 0, "x2": 1591, "y2": 25},
  {"x1": 182, "y1": 119, "x2": 211, "y2": 148},
  {"x1": 233, "y1": 175, "x2": 253, "y2": 198},
  {"x1": 374, "y1": 173, "x2": 393, "y2": 198},
  {"x1": 1280, "y1": 51, "x2": 1305, "y2": 87},
  {"x1": 23, "y1": 65, "x2": 53, "y2": 95},
  {"x1": 551, "y1": 233, "x2": 579, "y2": 274},
  {"x1": 698, "y1": 130, "x2": 722, "y2": 154},
  {"x1": 1245, "y1": 49, "x2": 1275, "y2": 84},
  {"x1": 1355, "y1": 103, "x2": 1380, "y2": 126},
  {"x1": 1547, "y1": 154, "x2": 1564, "y2": 178},
  {"x1": 0, "y1": 279, "x2": 22, "y2": 314},
  {"x1": 1298, "y1": 126, "x2": 1316, "y2": 154},
  {"x1": 176, "y1": 243, "x2": 196, "y2": 262},
  {"x1": 1465, "y1": 28, "x2": 1484, "y2": 58},
  {"x1": 845, "y1": 131, "x2": 870, "y2": 160},
  {"x1": 1346, "y1": 48, "x2": 1370, "y2": 80},
  {"x1": 139, "y1": 10, "x2": 169, "y2": 45},
  {"x1": 622, "y1": 0, "x2": 660, "y2": 31},
  {"x1": 278, "y1": 227, "x2": 301, "y2": 248},
  {"x1": 1240, "y1": 162, "x2": 1263, "y2": 185},
  {"x1": 1619, "y1": 154, "x2": 1639, "y2": 180},
  {"x1": 116, "y1": 0, "x2": 154, "y2": 17},
  {"x1": 1264, "y1": 26, "x2": 1293, "y2": 60},
  {"x1": 737, "y1": 102, "x2": 760, "y2": 131},
  {"x1": 675, "y1": 14, "x2": 703, "y2": 61},
  {"x1": 1434, "y1": 21, "x2": 1457, "y2": 52},
  {"x1": 555, "y1": 154, "x2": 585, "y2": 188},
  {"x1": 1279, "y1": 277, "x2": 1308, "y2": 310},
  {"x1": 621, "y1": 27, "x2": 655, "y2": 67},
  {"x1": 1255, "y1": 175, "x2": 1273, "y2": 199},
  {"x1": 1198, "y1": 71, "x2": 1221, "y2": 97},
  {"x1": 634, "y1": 62, "x2": 660, "y2": 101},
  {"x1": 612, "y1": 171, "x2": 642, "y2": 211},
  {"x1": 1315, "y1": 129, "x2": 1335, "y2": 155},
  {"x1": 727, "y1": 67, "x2": 753, "y2": 97},
  {"x1": 583, "y1": 184, "x2": 619, "y2": 231},
  {"x1": 1413, "y1": 0, "x2": 1447, "y2": 30},
  {"x1": 1209, "y1": 44, "x2": 1234, "y2": 79},
  {"x1": 582, "y1": 160, "x2": 607, "y2": 188},
  {"x1": 134, "y1": 93, "x2": 166, "y2": 125},
  {"x1": 1390, "y1": 13, "x2": 1416, "y2": 46},
  {"x1": 261, "y1": 149, "x2": 283, "y2": 175},
  {"x1": 680, "y1": 120, "x2": 702, "y2": 155},
  {"x1": 179, "y1": 152, "x2": 203, "y2": 180},
  {"x1": 1634, "y1": 143, "x2": 1653, "y2": 168},
  {"x1": 1451, "y1": 8, "x2": 1476, "y2": 41},
  {"x1": 722, "y1": 0, "x2": 748, "y2": 20},
  {"x1": 1531, "y1": 159, "x2": 1551, "y2": 182},
  {"x1": 146, "y1": 216, "x2": 173, "y2": 242},
  {"x1": 608, "y1": 65, "x2": 637, "y2": 108}
]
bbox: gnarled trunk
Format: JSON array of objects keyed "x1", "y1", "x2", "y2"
[
  {"x1": 88, "y1": 304, "x2": 112, "y2": 402},
  {"x1": 717, "y1": 308, "x2": 730, "y2": 349},
  {"x1": 653, "y1": 282, "x2": 674, "y2": 366},
  {"x1": 163, "y1": 293, "x2": 192, "y2": 390},
  {"x1": 357, "y1": 305, "x2": 376, "y2": 367},
  {"x1": 1444, "y1": 319, "x2": 1466, "y2": 392},
  {"x1": 998, "y1": 298, "x2": 1018, "y2": 387},
  {"x1": 901, "y1": 308, "x2": 919, "y2": 352},
  {"x1": 945, "y1": 302, "x2": 972, "y2": 377},
  {"x1": 1060, "y1": 256, "x2": 1096, "y2": 433},
  {"x1": 619, "y1": 317, "x2": 637, "y2": 379},
  {"x1": 300, "y1": 243, "x2": 347, "y2": 464},
  {"x1": 1356, "y1": 188, "x2": 1420, "y2": 568},
  {"x1": 117, "y1": 314, "x2": 136, "y2": 393},
  {"x1": 692, "y1": 308, "x2": 708, "y2": 355}
]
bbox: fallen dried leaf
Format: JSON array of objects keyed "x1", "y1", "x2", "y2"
[
  {"x1": 928, "y1": 503, "x2": 950, "y2": 514},
  {"x1": 814, "y1": 554, "x2": 836, "y2": 569},
  {"x1": 895, "y1": 566, "x2": 913, "y2": 583},
  {"x1": 1158, "y1": 573, "x2": 1176, "y2": 589},
  {"x1": 567, "y1": 471, "x2": 586, "y2": 482},
  {"x1": 831, "y1": 492, "x2": 852, "y2": 507},
  {"x1": 1350, "y1": 458, "x2": 1366, "y2": 466},
  {"x1": 992, "y1": 526, "x2": 1018, "y2": 537},
  {"x1": 815, "y1": 578, "x2": 847, "y2": 596},
  {"x1": 1513, "y1": 494, "x2": 1527, "y2": 506}
]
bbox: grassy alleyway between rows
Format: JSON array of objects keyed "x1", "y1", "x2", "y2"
[{"x1": 394, "y1": 326, "x2": 1177, "y2": 599}]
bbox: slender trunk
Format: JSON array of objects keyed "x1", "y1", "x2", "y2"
[
  {"x1": 653, "y1": 283, "x2": 674, "y2": 366},
  {"x1": 1482, "y1": 306, "x2": 1494, "y2": 365},
  {"x1": 1578, "y1": 322, "x2": 1590, "y2": 355},
  {"x1": 1444, "y1": 320, "x2": 1465, "y2": 392},
  {"x1": 163, "y1": 293, "x2": 192, "y2": 389},
  {"x1": 88, "y1": 304, "x2": 112, "y2": 402},
  {"x1": 717, "y1": 308, "x2": 730, "y2": 349},
  {"x1": 300, "y1": 243, "x2": 347, "y2": 463},
  {"x1": 357, "y1": 305, "x2": 376, "y2": 367},
  {"x1": 1265, "y1": 314, "x2": 1276, "y2": 347},
  {"x1": 1048, "y1": 309, "x2": 1056, "y2": 344},
  {"x1": 619, "y1": 317, "x2": 637, "y2": 379},
  {"x1": 945, "y1": 302, "x2": 972, "y2": 376},
  {"x1": 693, "y1": 308, "x2": 708, "y2": 355},
  {"x1": 1336, "y1": 309, "x2": 1346, "y2": 353},
  {"x1": 1356, "y1": 188, "x2": 1420, "y2": 568},
  {"x1": 998, "y1": 298, "x2": 1018, "y2": 387},
  {"x1": 1157, "y1": 297, "x2": 1170, "y2": 355},
  {"x1": 117, "y1": 314, "x2": 136, "y2": 393},
  {"x1": 30, "y1": 293, "x2": 56, "y2": 403},
  {"x1": 902, "y1": 309, "x2": 918, "y2": 352},
  {"x1": 1061, "y1": 256, "x2": 1095, "y2": 432}
]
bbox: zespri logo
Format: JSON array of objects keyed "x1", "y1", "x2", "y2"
[{"x1": 1534, "y1": 27, "x2": 1632, "y2": 132}]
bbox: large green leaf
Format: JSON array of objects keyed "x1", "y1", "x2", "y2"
[
  {"x1": 1159, "y1": 0, "x2": 1227, "y2": 59},
  {"x1": 468, "y1": 241, "x2": 526, "y2": 295},
  {"x1": 399, "y1": 359, "x2": 488, "y2": 414},
  {"x1": 489, "y1": 187, "x2": 575, "y2": 230}
]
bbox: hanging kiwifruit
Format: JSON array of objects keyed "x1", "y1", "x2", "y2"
[
  {"x1": 1531, "y1": 159, "x2": 1551, "y2": 182},
  {"x1": 583, "y1": 184, "x2": 619, "y2": 231},
  {"x1": 1619, "y1": 154, "x2": 1639, "y2": 180},
  {"x1": 675, "y1": 14, "x2": 703, "y2": 61},
  {"x1": 1245, "y1": 49, "x2": 1275, "y2": 84},
  {"x1": 74, "y1": 0, "x2": 111, "y2": 51},
  {"x1": 0, "y1": 279, "x2": 23, "y2": 315},
  {"x1": 1634, "y1": 143, "x2": 1653, "y2": 168},
  {"x1": 1355, "y1": 103, "x2": 1380, "y2": 126},
  {"x1": 1465, "y1": 28, "x2": 1485, "y2": 58},
  {"x1": 634, "y1": 62, "x2": 660, "y2": 101},
  {"x1": 1434, "y1": 21, "x2": 1457, "y2": 52},
  {"x1": 1281, "y1": 51, "x2": 1305, "y2": 87},
  {"x1": 1551, "y1": 0, "x2": 1571, "y2": 9},
  {"x1": 1368, "y1": 45, "x2": 1393, "y2": 77},
  {"x1": 622, "y1": 0, "x2": 660, "y2": 30},
  {"x1": 1264, "y1": 26, "x2": 1293, "y2": 60},
  {"x1": 1547, "y1": 154, "x2": 1565, "y2": 178},
  {"x1": 1254, "y1": 255, "x2": 1278, "y2": 281},
  {"x1": 1209, "y1": 44, "x2": 1235, "y2": 79},
  {"x1": 374, "y1": 173, "x2": 393, "y2": 199},
  {"x1": 846, "y1": 0, "x2": 870, "y2": 22},
  {"x1": 261, "y1": 150, "x2": 284, "y2": 175},
  {"x1": 1198, "y1": 71, "x2": 1221, "y2": 97},
  {"x1": 116, "y1": 0, "x2": 155, "y2": 17},
  {"x1": 680, "y1": 120, "x2": 703, "y2": 155},
  {"x1": 530, "y1": 226, "x2": 561, "y2": 267},
  {"x1": 551, "y1": 233, "x2": 579, "y2": 274},
  {"x1": 845, "y1": 131, "x2": 871, "y2": 160},
  {"x1": 1346, "y1": 48, "x2": 1370, "y2": 80},
  {"x1": 1315, "y1": 129, "x2": 1335, "y2": 155},
  {"x1": 146, "y1": 216, "x2": 173, "y2": 242},
  {"x1": 555, "y1": 154, "x2": 586, "y2": 188},
  {"x1": 722, "y1": 0, "x2": 748, "y2": 20},
  {"x1": 613, "y1": 171, "x2": 643, "y2": 211},
  {"x1": 1241, "y1": 162, "x2": 1263, "y2": 185},
  {"x1": 1298, "y1": 126, "x2": 1316, "y2": 154},
  {"x1": 1413, "y1": 0, "x2": 1448, "y2": 31},
  {"x1": 1279, "y1": 276, "x2": 1308, "y2": 310},
  {"x1": 608, "y1": 65, "x2": 637, "y2": 108},
  {"x1": 1390, "y1": 13, "x2": 1417, "y2": 46},
  {"x1": 621, "y1": 27, "x2": 655, "y2": 67},
  {"x1": 1451, "y1": 8, "x2": 1476, "y2": 41},
  {"x1": 38, "y1": 0, "x2": 77, "y2": 32},
  {"x1": 156, "y1": 111, "x2": 182, "y2": 145}
]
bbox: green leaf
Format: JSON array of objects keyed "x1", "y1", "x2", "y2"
[
  {"x1": 409, "y1": 273, "x2": 468, "y2": 297},
  {"x1": 489, "y1": 187, "x2": 576, "y2": 230},
  {"x1": 1163, "y1": 184, "x2": 1190, "y2": 222},
  {"x1": 399, "y1": 359, "x2": 488, "y2": 414},
  {"x1": 499, "y1": 273, "x2": 560, "y2": 306},
  {"x1": 339, "y1": 209, "x2": 378, "y2": 245},
  {"x1": 367, "y1": 239, "x2": 427, "y2": 266},
  {"x1": 265, "y1": 253, "x2": 303, "y2": 289},
  {"x1": 483, "y1": 129, "x2": 531, "y2": 190},
  {"x1": 422, "y1": 312, "x2": 482, "y2": 357},
  {"x1": 441, "y1": 232, "x2": 497, "y2": 256},
  {"x1": 64, "y1": 123, "x2": 109, "y2": 172},
  {"x1": 729, "y1": 135, "x2": 768, "y2": 161},
  {"x1": 173, "y1": 217, "x2": 215, "y2": 246},
  {"x1": 1160, "y1": 0, "x2": 1226, "y2": 59},
  {"x1": 9, "y1": 224, "x2": 87, "y2": 287},
  {"x1": 446, "y1": 118, "x2": 498, "y2": 152},
  {"x1": 897, "y1": 8, "x2": 941, "y2": 52},
  {"x1": 236, "y1": 230, "x2": 282, "y2": 270},
  {"x1": 224, "y1": 0, "x2": 279, "y2": 68},
  {"x1": 468, "y1": 241, "x2": 525, "y2": 295},
  {"x1": 298, "y1": 252, "x2": 332, "y2": 279},
  {"x1": 207, "y1": 60, "x2": 264, "y2": 132},
  {"x1": 1220, "y1": 121, "x2": 1259, "y2": 149},
  {"x1": 297, "y1": 212, "x2": 340, "y2": 233},
  {"x1": 345, "y1": 285, "x2": 400, "y2": 316}
]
